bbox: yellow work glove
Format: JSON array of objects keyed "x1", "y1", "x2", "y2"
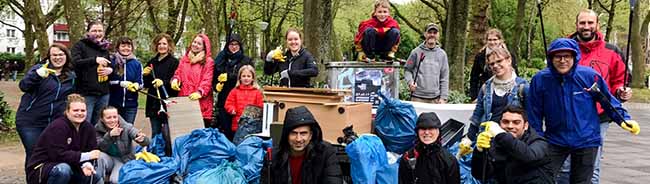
[
  {"x1": 152, "y1": 79, "x2": 163, "y2": 88},
  {"x1": 458, "y1": 137, "x2": 473, "y2": 157},
  {"x1": 215, "y1": 82, "x2": 224, "y2": 92},
  {"x1": 134, "y1": 148, "x2": 161, "y2": 163},
  {"x1": 36, "y1": 61, "x2": 56, "y2": 78},
  {"x1": 188, "y1": 92, "x2": 201, "y2": 100},
  {"x1": 272, "y1": 46, "x2": 286, "y2": 62},
  {"x1": 476, "y1": 132, "x2": 492, "y2": 151},
  {"x1": 143, "y1": 66, "x2": 152, "y2": 76},
  {"x1": 171, "y1": 79, "x2": 181, "y2": 91},
  {"x1": 126, "y1": 82, "x2": 139, "y2": 92},
  {"x1": 218, "y1": 73, "x2": 228, "y2": 82},
  {"x1": 621, "y1": 120, "x2": 640, "y2": 135},
  {"x1": 97, "y1": 65, "x2": 108, "y2": 83},
  {"x1": 481, "y1": 121, "x2": 506, "y2": 137}
]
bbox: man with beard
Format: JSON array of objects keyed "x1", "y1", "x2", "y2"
[
  {"x1": 558, "y1": 9, "x2": 632, "y2": 184},
  {"x1": 404, "y1": 23, "x2": 449, "y2": 104}
]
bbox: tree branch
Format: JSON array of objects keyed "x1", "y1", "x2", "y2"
[
  {"x1": 0, "y1": 19, "x2": 24, "y2": 32},
  {"x1": 595, "y1": 0, "x2": 611, "y2": 14},
  {"x1": 389, "y1": 2, "x2": 423, "y2": 34}
]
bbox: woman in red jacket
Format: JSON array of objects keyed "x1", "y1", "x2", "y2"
[
  {"x1": 224, "y1": 65, "x2": 263, "y2": 135},
  {"x1": 171, "y1": 34, "x2": 215, "y2": 127}
]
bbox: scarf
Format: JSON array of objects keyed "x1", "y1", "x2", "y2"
[
  {"x1": 84, "y1": 34, "x2": 111, "y2": 50},
  {"x1": 491, "y1": 71, "x2": 517, "y2": 96},
  {"x1": 112, "y1": 52, "x2": 136, "y2": 76},
  {"x1": 189, "y1": 51, "x2": 206, "y2": 64}
]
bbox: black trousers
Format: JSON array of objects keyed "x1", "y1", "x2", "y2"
[
  {"x1": 361, "y1": 28, "x2": 400, "y2": 58},
  {"x1": 547, "y1": 144, "x2": 598, "y2": 184}
]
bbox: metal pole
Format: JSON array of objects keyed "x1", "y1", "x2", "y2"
[
  {"x1": 536, "y1": 0, "x2": 548, "y2": 54},
  {"x1": 623, "y1": 0, "x2": 636, "y2": 87},
  {"x1": 409, "y1": 53, "x2": 425, "y2": 101}
]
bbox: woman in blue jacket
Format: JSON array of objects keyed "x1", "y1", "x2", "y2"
[
  {"x1": 108, "y1": 37, "x2": 143, "y2": 124},
  {"x1": 15, "y1": 43, "x2": 76, "y2": 166},
  {"x1": 467, "y1": 47, "x2": 528, "y2": 141}
]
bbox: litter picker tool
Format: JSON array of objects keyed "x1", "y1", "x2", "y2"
[
  {"x1": 588, "y1": 82, "x2": 634, "y2": 128},
  {"x1": 150, "y1": 64, "x2": 169, "y2": 99},
  {"x1": 409, "y1": 53, "x2": 426, "y2": 101},
  {"x1": 623, "y1": 0, "x2": 636, "y2": 87},
  {"x1": 536, "y1": 0, "x2": 548, "y2": 54}
]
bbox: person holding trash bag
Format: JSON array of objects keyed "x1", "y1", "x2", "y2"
[
  {"x1": 214, "y1": 33, "x2": 254, "y2": 140},
  {"x1": 108, "y1": 37, "x2": 143, "y2": 124},
  {"x1": 467, "y1": 47, "x2": 528, "y2": 142},
  {"x1": 526, "y1": 38, "x2": 640, "y2": 184},
  {"x1": 471, "y1": 105, "x2": 553, "y2": 184},
  {"x1": 26, "y1": 94, "x2": 100, "y2": 184},
  {"x1": 404, "y1": 23, "x2": 449, "y2": 104},
  {"x1": 398, "y1": 112, "x2": 459, "y2": 184},
  {"x1": 271, "y1": 106, "x2": 342, "y2": 184},
  {"x1": 16, "y1": 43, "x2": 76, "y2": 169},
  {"x1": 171, "y1": 33, "x2": 215, "y2": 127},
  {"x1": 94, "y1": 106, "x2": 150, "y2": 184},
  {"x1": 143, "y1": 33, "x2": 179, "y2": 136},
  {"x1": 264, "y1": 28, "x2": 318, "y2": 88}
]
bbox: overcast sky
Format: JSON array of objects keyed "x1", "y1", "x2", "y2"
[{"x1": 391, "y1": 0, "x2": 415, "y2": 4}]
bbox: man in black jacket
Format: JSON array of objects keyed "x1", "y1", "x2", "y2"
[
  {"x1": 399, "y1": 112, "x2": 460, "y2": 184},
  {"x1": 472, "y1": 105, "x2": 553, "y2": 184},
  {"x1": 271, "y1": 106, "x2": 342, "y2": 184}
]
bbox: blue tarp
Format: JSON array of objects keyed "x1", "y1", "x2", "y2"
[
  {"x1": 173, "y1": 128, "x2": 237, "y2": 177},
  {"x1": 118, "y1": 157, "x2": 177, "y2": 184},
  {"x1": 374, "y1": 93, "x2": 417, "y2": 154}
]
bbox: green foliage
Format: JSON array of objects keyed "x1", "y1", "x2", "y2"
[
  {"x1": 0, "y1": 52, "x2": 25, "y2": 62},
  {"x1": 518, "y1": 57, "x2": 547, "y2": 80},
  {"x1": 0, "y1": 92, "x2": 15, "y2": 130},
  {"x1": 447, "y1": 90, "x2": 470, "y2": 104},
  {"x1": 395, "y1": 29, "x2": 419, "y2": 60}
]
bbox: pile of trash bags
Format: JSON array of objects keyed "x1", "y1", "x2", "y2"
[
  {"x1": 119, "y1": 128, "x2": 270, "y2": 184},
  {"x1": 374, "y1": 92, "x2": 417, "y2": 154}
]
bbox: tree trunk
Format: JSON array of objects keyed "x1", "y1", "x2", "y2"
[
  {"x1": 467, "y1": 0, "x2": 490, "y2": 66},
  {"x1": 24, "y1": 0, "x2": 49, "y2": 59},
  {"x1": 602, "y1": 0, "x2": 617, "y2": 41},
  {"x1": 23, "y1": 20, "x2": 36, "y2": 70},
  {"x1": 511, "y1": 0, "x2": 527, "y2": 60},
  {"x1": 63, "y1": 0, "x2": 85, "y2": 43},
  {"x1": 443, "y1": 0, "x2": 470, "y2": 91},
  {"x1": 628, "y1": 0, "x2": 650, "y2": 88},
  {"x1": 632, "y1": 2, "x2": 649, "y2": 88},
  {"x1": 303, "y1": 0, "x2": 333, "y2": 84},
  {"x1": 200, "y1": 0, "x2": 221, "y2": 55}
]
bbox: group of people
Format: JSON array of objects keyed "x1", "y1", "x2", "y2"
[
  {"x1": 11, "y1": 0, "x2": 644, "y2": 182},
  {"x1": 1, "y1": 60, "x2": 20, "y2": 81}
]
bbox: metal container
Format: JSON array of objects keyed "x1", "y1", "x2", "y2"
[{"x1": 326, "y1": 61, "x2": 402, "y2": 104}]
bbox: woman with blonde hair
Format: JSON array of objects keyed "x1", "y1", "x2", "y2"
[{"x1": 469, "y1": 28, "x2": 519, "y2": 101}]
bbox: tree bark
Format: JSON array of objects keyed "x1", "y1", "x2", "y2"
[
  {"x1": 200, "y1": 0, "x2": 221, "y2": 55},
  {"x1": 443, "y1": 0, "x2": 470, "y2": 91},
  {"x1": 63, "y1": 0, "x2": 85, "y2": 43},
  {"x1": 631, "y1": 1, "x2": 649, "y2": 88},
  {"x1": 303, "y1": 0, "x2": 333, "y2": 84},
  {"x1": 467, "y1": 0, "x2": 490, "y2": 66},
  {"x1": 597, "y1": 0, "x2": 618, "y2": 42},
  {"x1": 510, "y1": 0, "x2": 526, "y2": 60}
]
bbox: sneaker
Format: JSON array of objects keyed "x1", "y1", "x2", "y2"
[
  {"x1": 387, "y1": 52, "x2": 395, "y2": 60},
  {"x1": 357, "y1": 52, "x2": 367, "y2": 61}
]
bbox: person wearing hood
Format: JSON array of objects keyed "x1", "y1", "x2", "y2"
[
  {"x1": 404, "y1": 23, "x2": 449, "y2": 104},
  {"x1": 471, "y1": 105, "x2": 553, "y2": 184},
  {"x1": 143, "y1": 33, "x2": 179, "y2": 137},
  {"x1": 264, "y1": 28, "x2": 318, "y2": 88},
  {"x1": 466, "y1": 47, "x2": 528, "y2": 142},
  {"x1": 71, "y1": 21, "x2": 114, "y2": 126},
  {"x1": 271, "y1": 106, "x2": 342, "y2": 184},
  {"x1": 398, "y1": 112, "x2": 459, "y2": 184},
  {"x1": 353, "y1": 0, "x2": 400, "y2": 62},
  {"x1": 469, "y1": 28, "x2": 519, "y2": 102},
  {"x1": 108, "y1": 37, "x2": 143, "y2": 124},
  {"x1": 94, "y1": 106, "x2": 150, "y2": 184},
  {"x1": 171, "y1": 34, "x2": 215, "y2": 127},
  {"x1": 16, "y1": 43, "x2": 76, "y2": 170},
  {"x1": 213, "y1": 33, "x2": 254, "y2": 139},
  {"x1": 559, "y1": 10, "x2": 631, "y2": 184},
  {"x1": 526, "y1": 38, "x2": 640, "y2": 184}
]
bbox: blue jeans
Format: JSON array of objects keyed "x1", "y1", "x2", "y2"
[
  {"x1": 117, "y1": 107, "x2": 137, "y2": 124},
  {"x1": 556, "y1": 122, "x2": 609, "y2": 184},
  {"x1": 16, "y1": 126, "x2": 46, "y2": 167},
  {"x1": 11, "y1": 71, "x2": 17, "y2": 81},
  {"x1": 84, "y1": 94, "x2": 110, "y2": 125},
  {"x1": 47, "y1": 163, "x2": 99, "y2": 184}
]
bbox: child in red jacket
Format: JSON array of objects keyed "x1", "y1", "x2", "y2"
[
  {"x1": 354, "y1": 0, "x2": 401, "y2": 62},
  {"x1": 224, "y1": 65, "x2": 264, "y2": 133}
]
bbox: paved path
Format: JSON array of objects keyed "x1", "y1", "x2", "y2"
[{"x1": 1, "y1": 80, "x2": 649, "y2": 183}]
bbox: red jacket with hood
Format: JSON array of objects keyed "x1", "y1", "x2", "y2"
[
  {"x1": 173, "y1": 34, "x2": 215, "y2": 119},
  {"x1": 224, "y1": 84, "x2": 264, "y2": 131},
  {"x1": 354, "y1": 16, "x2": 400, "y2": 51},
  {"x1": 570, "y1": 32, "x2": 627, "y2": 114}
]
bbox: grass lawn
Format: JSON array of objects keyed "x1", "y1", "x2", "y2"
[{"x1": 630, "y1": 88, "x2": 650, "y2": 103}]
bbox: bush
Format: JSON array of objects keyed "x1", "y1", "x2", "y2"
[{"x1": 0, "y1": 92, "x2": 15, "y2": 131}]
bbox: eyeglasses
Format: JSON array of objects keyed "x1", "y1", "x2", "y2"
[{"x1": 552, "y1": 54, "x2": 573, "y2": 61}]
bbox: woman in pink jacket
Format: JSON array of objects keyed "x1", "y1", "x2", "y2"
[{"x1": 171, "y1": 34, "x2": 215, "y2": 127}]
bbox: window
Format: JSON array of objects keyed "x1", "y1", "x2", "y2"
[
  {"x1": 7, "y1": 47, "x2": 15, "y2": 53},
  {"x1": 6, "y1": 29, "x2": 15, "y2": 37},
  {"x1": 54, "y1": 32, "x2": 69, "y2": 41}
]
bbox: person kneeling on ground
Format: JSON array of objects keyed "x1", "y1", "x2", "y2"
[
  {"x1": 399, "y1": 112, "x2": 460, "y2": 184},
  {"x1": 471, "y1": 105, "x2": 553, "y2": 183},
  {"x1": 26, "y1": 94, "x2": 101, "y2": 184},
  {"x1": 271, "y1": 106, "x2": 343, "y2": 184},
  {"x1": 95, "y1": 106, "x2": 150, "y2": 184}
]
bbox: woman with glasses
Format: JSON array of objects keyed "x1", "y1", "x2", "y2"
[{"x1": 469, "y1": 28, "x2": 519, "y2": 102}]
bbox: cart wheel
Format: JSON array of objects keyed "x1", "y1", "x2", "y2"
[
  {"x1": 338, "y1": 107, "x2": 345, "y2": 114},
  {"x1": 278, "y1": 102, "x2": 285, "y2": 109}
]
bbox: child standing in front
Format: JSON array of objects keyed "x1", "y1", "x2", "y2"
[
  {"x1": 224, "y1": 65, "x2": 263, "y2": 140},
  {"x1": 354, "y1": 0, "x2": 401, "y2": 62}
]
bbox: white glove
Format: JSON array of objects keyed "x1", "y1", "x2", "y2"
[
  {"x1": 36, "y1": 61, "x2": 56, "y2": 78},
  {"x1": 120, "y1": 81, "x2": 133, "y2": 88},
  {"x1": 280, "y1": 69, "x2": 289, "y2": 79},
  {"x1": 481, "y1": 121, "x2": 506, "y2": 137}
]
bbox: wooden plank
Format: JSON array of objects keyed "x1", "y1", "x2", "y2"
[{"x1": 165, "y1": 97, "x2": 204, "y2": 141}]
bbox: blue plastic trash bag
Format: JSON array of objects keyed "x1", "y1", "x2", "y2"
[
  {"x1": 233, "y1": 105, "x2": 263, "y2": 145},
  {"x1": 195, "y1": 161, "x2": 247, "y2": 184},
  {"x1": 118, "y1": 157, "x2": 177, "y2": 184},
  {"x1": 376, "y1": 152, "x2": 400, "y2": 184},
  {"x1": 346, "y1": 134, "x2": 388, "y2": 184},
  {"x1": 375, "y1": 92, "x2": 417, "y2": 154},
  {"x1": 173, "y1": 128, "x2": 237, "y2": 176},
  {"x1": 236, "y1": 136, "x2": 266, "y2": 184},
  {"x1": 135, "y1": 133, "x2": 166, "y2": 157},
  {"x1": 447, "y1": 142, "x2": 481, "y2": 184}
]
